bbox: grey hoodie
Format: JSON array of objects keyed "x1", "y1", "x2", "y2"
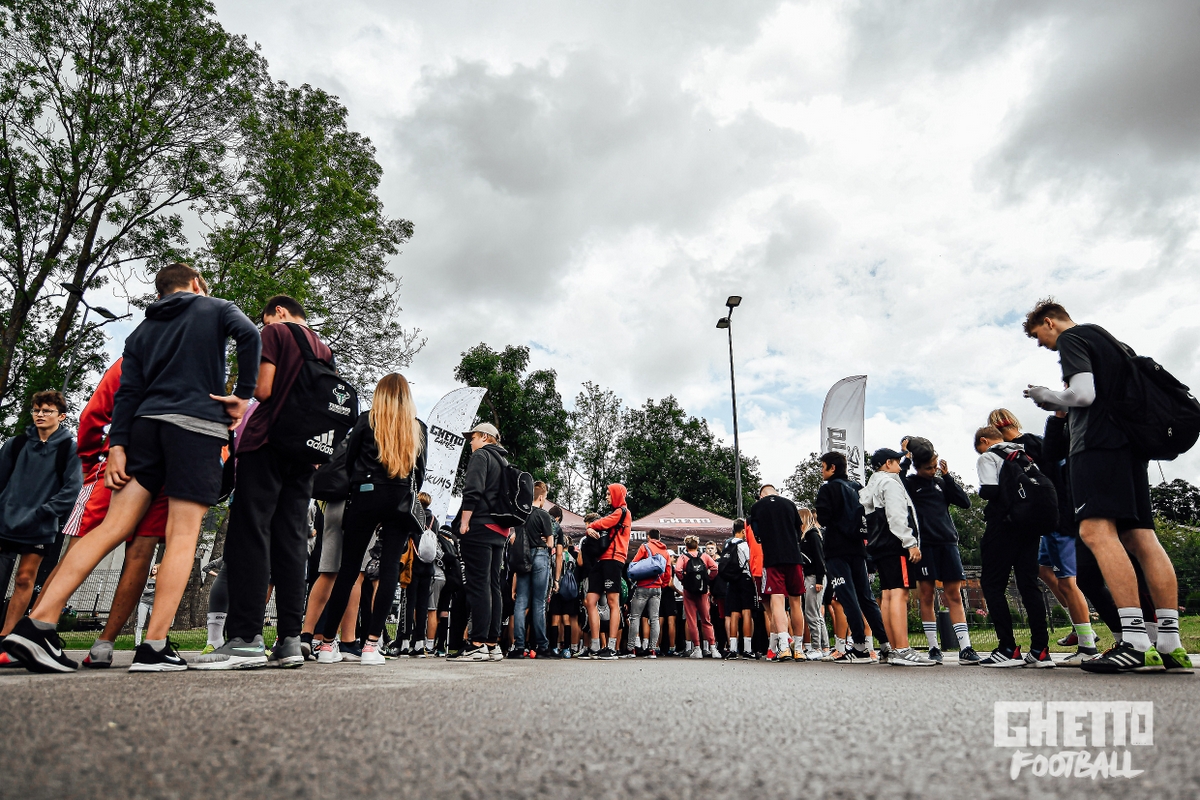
[{"x1": 0, "y1": 425, "x2": 83, "y2": 545}]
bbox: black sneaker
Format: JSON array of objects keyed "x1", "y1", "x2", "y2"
[
  {"x1": 129, "y1": 640, "x2": 187, "y2": 672},
  {"x1": 506, "y1": 648, "x2": 525, "y2": 659},
  {"x1": 1023, "y1": 646, "x2": 1056, "y2": 669},
  {"x1": 596, "y1": 647, "x2": 618, "y2": 661},
  {"x1": 844, "y1": 647, "x2": 873, "y2": 664},
  {"x1": 957, "y1": 646, "x2": 982, "y2": 665},
  {"x1": 2, "y1": 617, "x2": 78, "y2": 673},
  {"x1": 1080, "y1": 641, "x2": 1164, "y2": 674},
  {"x1": 979, "y1": 645, "x2": 1023, "y2": 668},
  {"x1": 928, "y1": 646, "x2": 943, "y2": 664},
  {"x1": 723, "y1": 649, "x2": 741, "y2": 660}
]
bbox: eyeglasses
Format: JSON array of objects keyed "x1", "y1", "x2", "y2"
[{"x1": 31, "y1": 408, "x2": 62, "y2": 416}]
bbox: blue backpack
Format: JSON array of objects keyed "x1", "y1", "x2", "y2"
[
  {"x1": 557, "y1": 558, "x2": 579, "y2": 600},
  {"x1": 628, "y1": 542, "x2": 667, "y2": 582}
]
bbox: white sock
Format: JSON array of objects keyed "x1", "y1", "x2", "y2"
[
  {"x1": 145, "y1": 638, "x2": 166, "y2": 652},
  {"x1": 1145, "y1": 621, "x2": 1158, "y2": 646},
  {"x1": 90, "y1": 639, "x2": 113, "y2": 656},
  {"x1": 923, "y1": 621, "x2": 938, "y2": 648},
  {"x1": 954, "y1": 622, "x2": 971, "y2": 650},
  {"x1": 728, "y1": 638, "x2": 738, "y2": 652},
  {"x1": 1156, "y1": 609, "x2": 1181, "y2": 652},
  {"x1": 835, "y1": 636, "x2": 846, "y2": 653},
  {"x1": 206, "y1": 612, "x2": 226, "y2": 648},
  {"x1": 591, "y1": 637, "x2": 601, "y2": 651},
  {"x1": 865, "y1": 635, "x2": 874, "y2": 651},
  {"x1": 768, "y1": 633, "x2": 778, "y2": 652},
  {"x1": 1118, "y1": 607, "x2": 1151, "y2": 651},
  {"x1": 702, "y1": 641, "x2": 711, "y2": 654},
  {"x1": 743, "y1": 637, "x2": 753, "y2": 653}
]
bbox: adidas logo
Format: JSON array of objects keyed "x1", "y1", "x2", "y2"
[{"x1": 307, "y1": 430, "x2": 336, "y2": 455}]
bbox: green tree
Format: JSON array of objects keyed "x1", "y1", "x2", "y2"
[
  {"x1": 783, "y1": 452, "x2": 823, "y2": 508},
  {"x1": 947, "y1": 472, "x2": 986, "y2": 566},
  {"x1": 453, "y1": 343, "x2": 570, "y2": 494},
  {"x1": 616, "y1": 395, "x2": 760, "y2": 519},
  {"x1": 1151, "y1": 479, "x2": 1200, "y2": 525},
  {"x1": 196, "y1": 81, "x2": 422, "y2": 388},
  {"x1": 0, "y1": 0, "x2": 263, "y2": 432},
  {"x1": 566, "y1": 381, "x2": 623, "y2": 512}
]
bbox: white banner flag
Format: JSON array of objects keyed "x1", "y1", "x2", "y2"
[
  {"x1": 820, "y1": 375, "x2": 867, "y2": 485},
  {"x1": 423, "y1": 387, "x2": 487, "y2": 526}
]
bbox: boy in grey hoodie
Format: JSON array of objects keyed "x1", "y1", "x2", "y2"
[
  {"x1": 860, "y1": 448, "x2": 934, "y2": 666},
  {"x1": 0, "y1": 391, "x2": 82, "y2": 645}
]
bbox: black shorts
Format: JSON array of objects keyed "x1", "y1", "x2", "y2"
[
  {"x1": 1069, "y1": 448, "x2": 1153, "y2": 531},
  {"x1": 875, "y1": 554, "x2": 913, "y2": 590},
  {"x1": 548, "y1": 592, "x2": 572, "y2": 617},
  {"x1": 726, "y1": 576, "x2": 756, "y2": 614},
  {"x1": 586, "y1": 559, "x2": 624, "y2": 596},
  {"x1": 913, "y1": 542, "x2": 966, "y2": 583},
  {"x1": 126, "y1": 418, "x2": 225, "y2": 506},
  {"x1": 0, "y1": 538, "x2": 49, "y2": 556},
  {"x1": 659, "y1": 588, "x2": 678, "y2": 617}
]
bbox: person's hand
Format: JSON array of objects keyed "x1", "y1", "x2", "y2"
[
  {"x1": 938, "y1": 459, "x2": 948, "y2": 475},
  {"x1": 900, "y1": 437, "x2": 910, "y2": 454},
  {"x1": 908, "y1": 546, "x2": 922, "y2": 563},
  {"x1": 585, "y1": 527, "x2": 600, "y2": 539},
  {"x1": 1023, "y1": 385, "x2": 1058, "y2": 410},
  {"x1": 210, "y1": 393, "x2": 250, "y2": 429},
  {"x1": 1055, "y1": 410, "x2": 1067, "y2": 419},
  {"x1": 105, "y1": 446, "x2": 131, "y2": 490},
  {"x1": 459, "y1": 520, "x2": 469, "y2": 535},
  {"x1": 815, "y1": 583, "x2": 823, "y2": 593}
]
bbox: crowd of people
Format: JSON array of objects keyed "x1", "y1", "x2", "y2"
[{"x1": 0, "y1": 271, "x2": 1193, "y2": 677}]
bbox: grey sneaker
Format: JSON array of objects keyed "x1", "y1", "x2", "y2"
[
  {"x1": 193, "y1": 636, "x2": 268, "y2": 670},
  {"x1": 889, "y1": 647, "x2": 937, "y2": 667},
  {"x1": 489, "y1": 645, "x2": 504, "y2": 662},
  {"x1": 268, "y1": 636, "x2": 305, "y2": 669}
]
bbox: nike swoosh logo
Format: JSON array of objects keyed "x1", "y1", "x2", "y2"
[
  {"x1": 1075, "y1": 504, "x2": 1086, "y2": 514},
  {"x1": 47, "y1": 640, "x2": 63, "y2": 657}
]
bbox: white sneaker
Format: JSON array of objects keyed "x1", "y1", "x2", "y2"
[
  {"x1": 889, "y1": 647, "x2": 937, "y2": 666},
  {"x1": 688, "y1": 648, "x2": 703, "y2": 659},
  {"x1": 805, "y1": 648, "x2": 823, "y2": 661},
  {"x1": 316, "y1": 641, "x2": 343, "y2": 664},
  {"x1": 361, "y1": 641, "x2": 386, "y2": 666},
  {"x1": 489, "y1": 645, "x2": 504, "y2": 662}
]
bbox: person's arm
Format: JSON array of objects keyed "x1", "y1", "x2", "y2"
[
  {"x1": 814, "y1": 483, "x2": 837, "y2": 529},
  {"x1": 459, "y1": 450, "x2": 488, "y2": 534},
  {"x1": 413, "y1": 423, "x2": 428, "y2": 489},
  {"x1": 108, "y1": 343, "x2": 146, "y2": 450},
  {"x1": 675, "y1": 554, "x2": 687, "y2": 573},
  {"x1": 809, "y1": 533, "x2": 826, "y2": 583},
  {"x1": 39, "y1": 442, "x2": 83, "y2": 521},
  {"x1": 1026, "y1": 372, "x2": 1095, "y2": 412},
  {"x1": 941, "y1": 470, "x2": 971, "y2": 510},
  {"x1": 254, "y1": 362, "x2": 276, "y2": 402},
  {"x1": 881, "y1": 480, "x2": 918, "y2": 550},
  {"x1": 0, "y1": 437, "x2": 18, "y2": 494},
  {"x1": 225, "y1": 303, "x2": 262, "y2": 401},
  {"x1": 76, "y1": 361, "x2": 121, "y2": 468},
  {"x1": 704, "y1": 554, "x2": 719, "y2": 579},
  {"x1": 976, "y1": 452, "x2": 1002, "y2": 502}
]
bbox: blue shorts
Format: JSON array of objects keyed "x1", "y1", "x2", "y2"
[
  {"x1": 1038, "y1": 531, "x2": 1077, "y2": 578},
  {"x1": 913, "y1": 542, "x2": 966, "y2": 584}
]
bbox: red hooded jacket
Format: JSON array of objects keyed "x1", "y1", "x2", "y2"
[
  {"x1": 590, "y1": 483, "x2": 632, "y2": 562},
  {"x1": 631, "y1": 538, "x2": 673, "y2": 588},
  {"x1": 77, "y1": 358, "x2": 124, "y2": 474}
]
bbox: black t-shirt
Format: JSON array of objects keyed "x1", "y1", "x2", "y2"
[
  {"x1": 747, "y1": 494, "x2": 803, "y2": 568},
  {"x1": 1056, "y1": 324, "x2": 1130, "y2": 455}
]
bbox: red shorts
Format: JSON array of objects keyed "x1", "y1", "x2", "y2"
[
  {"x1": 761, "y1": 563, "x2": 805, "y2": 597},
  {"x1": 63, "y1": 463, "x2": 168, "y2": 539}
]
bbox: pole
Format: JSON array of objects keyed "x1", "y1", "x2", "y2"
[
  {"x1": 727, "y1": 310, "x2": 743, "y2": 519},
  {"x1": 60, "y1": 305, "x2": 90, "y2": 392}
]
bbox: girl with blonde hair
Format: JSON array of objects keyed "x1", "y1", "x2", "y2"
[{"x1": 314, "y1": 374, "x2": 427, "y2": 666}]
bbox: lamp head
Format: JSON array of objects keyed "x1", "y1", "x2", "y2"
[
  {"x1": 716, "y1": 317, "x2": 730, "y2": 329},
  {"x1": 61, "y1": 282, "x2": 85, "y2": 296},
  {"x1": 92, "y1": 306, "x2": 119, "y2": 320},
  {"x1": 726, "y1": 295, "x2": 742, "y2": 309}
]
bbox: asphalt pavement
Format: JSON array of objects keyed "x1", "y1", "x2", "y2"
[{"x1": 0, "y1": 650, "x2": 1196, "y2": 800}]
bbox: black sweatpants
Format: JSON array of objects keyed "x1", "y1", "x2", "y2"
[
  {"x1": 980, "y1": 525, "x2": 1048, "y2": 652},
  {"x1": 460, "y1": 528, "x2": 507, "y2": 644},
  {"x1": 825, "y1": 555, "x2": 888, "y2": 647},
  {"x1": 321, "y1": 485, "x2": 418, "y2": 641},
  {"x1": 446, "y1": 585, "x2": 469, "y2": 652},
  {"x1": 224, "y1": 446, "x2": 315, "y2": 641},
  {"x1": 407, "y1": 567, "x2": 433, "y2": 646}
]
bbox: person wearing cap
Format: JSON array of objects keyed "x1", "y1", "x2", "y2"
[
  {"x1": 454, "y1": 422, "x2": 512, "y2": 662},
  {"x1": 860, "y1": 448, "x2": 934, "y2": 666}
]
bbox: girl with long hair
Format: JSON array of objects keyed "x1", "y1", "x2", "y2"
[{"x1": 314, "y1": 374, "x2": 427, "y2": 666}]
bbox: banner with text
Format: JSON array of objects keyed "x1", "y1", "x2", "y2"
[
  {"x1": 820, "y1": 375, "x2": 867, "y2": 485},
  {"x1": 424, "y1": 387, "x2": 487, "y2": 527}
]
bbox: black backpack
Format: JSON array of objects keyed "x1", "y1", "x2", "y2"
[
  {"x1": 995, "y1": 447, "x2": 1059, "y2": 536},
  {"x1": 1094, "y1": 327, "x2": 1200, "y2": 461},
  {"x1": 311, "y1": 438, "x2": 350, "y2": 501},
  {"x1": 717, "y1": 539, "x2": 744, "y2": 583},
  {"x1": 507, "y1": 524, "x2": 533, "y2": 574},
  {"x1": 2, "y1": 434, "x2": 73, "y2": 488},
  {"x1": 486, "y1": 449, "x2": 534, "y2": 527},
  {"x1": 579, "y1": 508, "x2": 626, "y2": 572},
  {"x1": 267, "y1": 323, "x2": 359, "y2": 463},
  {"x1": 681, "y1": 552, "x2": 709, "y2": 595}
]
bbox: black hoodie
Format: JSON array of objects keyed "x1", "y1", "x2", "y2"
[
  {"x1": 900, "y1": 469, "x2": 971, "y2": 545},
  {"x1": 814, "y1": 477, "x2": 867, "y2": 560},
  {"x1": 460, "y1": 442, "x2": 512, "y2": 529},
  {"x1": 110, "y1": 292, "x2": 261, "y2": 447}
]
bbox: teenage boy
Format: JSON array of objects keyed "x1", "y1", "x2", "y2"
[
  {"x1": 628, "y1": 528, "x2": 671, "y2": 657},
  {"x1": 4, "y1": 263, "x2": 259, "y2": 673},
  {"x1": 721, "y1": 519, "x2": 755, "y2": 660},
  {"x1": 511, "y1": 482, "x2": 555, "y2": 657},
  {"x1": 198, "y1": 295, "x2": 335, "y2": 671},
  {"x1": 0, "y1": 391, "x2": 82, "y2": 646},
  {"x1": 861, "y1": 448, "x2": 934, "y2": 666},
  {"x1": 899, "y1": 437, "x2": 980, "y2": 665},
  {"x1": 584, "y1": 483, "x2": 632, "y2": 660},
  {"x1": 458, "y1": 423, "x2": 512, "y2": 663},
  {"x1": 1024, "y1": 299, "x2": 1189, "y2": 673},
  {"x1": 748, "y1": 484, "x2": 805, "y2": 661},
  {"x1": 814, "y1": 451, "x2": 885, "y2": 664},
  {"x1": 973, "y1": 426, "x2": 1054, "y2": 668}
]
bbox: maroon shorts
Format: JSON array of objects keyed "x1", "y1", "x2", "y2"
[{"x1": 761, "y1": 563, "x2": 805, "y2": 597}]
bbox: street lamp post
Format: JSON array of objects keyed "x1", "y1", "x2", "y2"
[
  {"x1": 716, "y1": 295, "x2": 743, "y2": 519},
  {"x1": 59, "y1": 282, "x2": 126, "y2": 392}
]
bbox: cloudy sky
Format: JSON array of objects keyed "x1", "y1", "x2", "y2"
[{"x1": 114, "y1": 1, "x2": 1200, "y2": 488}]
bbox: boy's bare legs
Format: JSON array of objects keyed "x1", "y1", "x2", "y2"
[
  {"x1": 1, "y1": 554, "x2": 43, "y2": 635},
  {"x1": 97, "y1": 537, "x2": 159, "y2": 641},
  {"x1": 144, "y1": 498, "x2": 207, "y2": 641}
]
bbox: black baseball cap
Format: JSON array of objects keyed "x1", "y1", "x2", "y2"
[{"x1": 870, "y1": 448, "x2": 904, "y2": 470}]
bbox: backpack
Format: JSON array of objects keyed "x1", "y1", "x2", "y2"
[
  {"x1": 681, "y1": 552, "x2": 709, "y2": 595},
  {"x1": 717, "y1": 538, "x2": 745, "y2": 583},
  {"x1": 580, "y1": 507, "x2": 627, "y2": 572},
  {"x1": 310, "y1": 438, "x2": 350, "y2": 501},
  {"x1": 2, "y1": 434, "x2": 73, "y2": 489},
  {"x1": 266, "y1": 323, "x2": 359, "y2": 463},
  {"x1": 627, "y1": 541, "x2": 667, "y2": 582},
  {"x1": 506, "y1": 523, "x2": 533, "y2": 574},
  {"x1": 1093, "y1": 327, "x2": 1200, "y2": 461},
  {"x1": 995, "y1": 447, "x2": 1059, "y2": 536},
  {"x1": 485, "y1": 448, "x2": 534, "y2": 527},
  {"x1": 557, "y1": 557, "x2": 579, "y2": 600},
  {"x1": 438, "y1": 530, "x2": 464, "y2": 590}
]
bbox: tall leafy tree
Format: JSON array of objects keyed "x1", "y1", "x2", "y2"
[
  {"x1": 782, "y1": 452, "x2": 823, "y2": 508},
  {"x1": 616, "y1": 395, "x2": 759, "y2": 519},
  {"x1": 1151, "y1": 479, "x2": 1200, "y2": 525},
  {"x1": 195, "y1": 81, "x2": 422, "y2": 388},
  {"x1": 566, "y1": 381, "x2": 623, "y2": 512},
  {"x1": 0, "y1": 0, "x2": 264, "y2": 433},
  {"x1": 453, "y1": 343, "x2": 570, "y2": 494}
]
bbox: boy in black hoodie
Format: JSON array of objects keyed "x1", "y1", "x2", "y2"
[{"x1": 6, "y1": 264, "x2": 259, "y2": 673}]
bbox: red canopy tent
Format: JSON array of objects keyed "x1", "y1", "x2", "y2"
[
  {"x1": 547, "y1": 501, "x2": 587, "y2": 535},
  {"x1": 631, "y1": 498, "x2": 736, "y2": 552}
]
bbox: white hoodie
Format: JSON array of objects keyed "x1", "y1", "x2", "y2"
[{"x1": 859, "y1": 471, "x2": 919, "y2": 550}]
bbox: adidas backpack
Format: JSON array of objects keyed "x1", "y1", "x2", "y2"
[{"x1": 267, "y1": 323, "x2": 359, "y2": 463}]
